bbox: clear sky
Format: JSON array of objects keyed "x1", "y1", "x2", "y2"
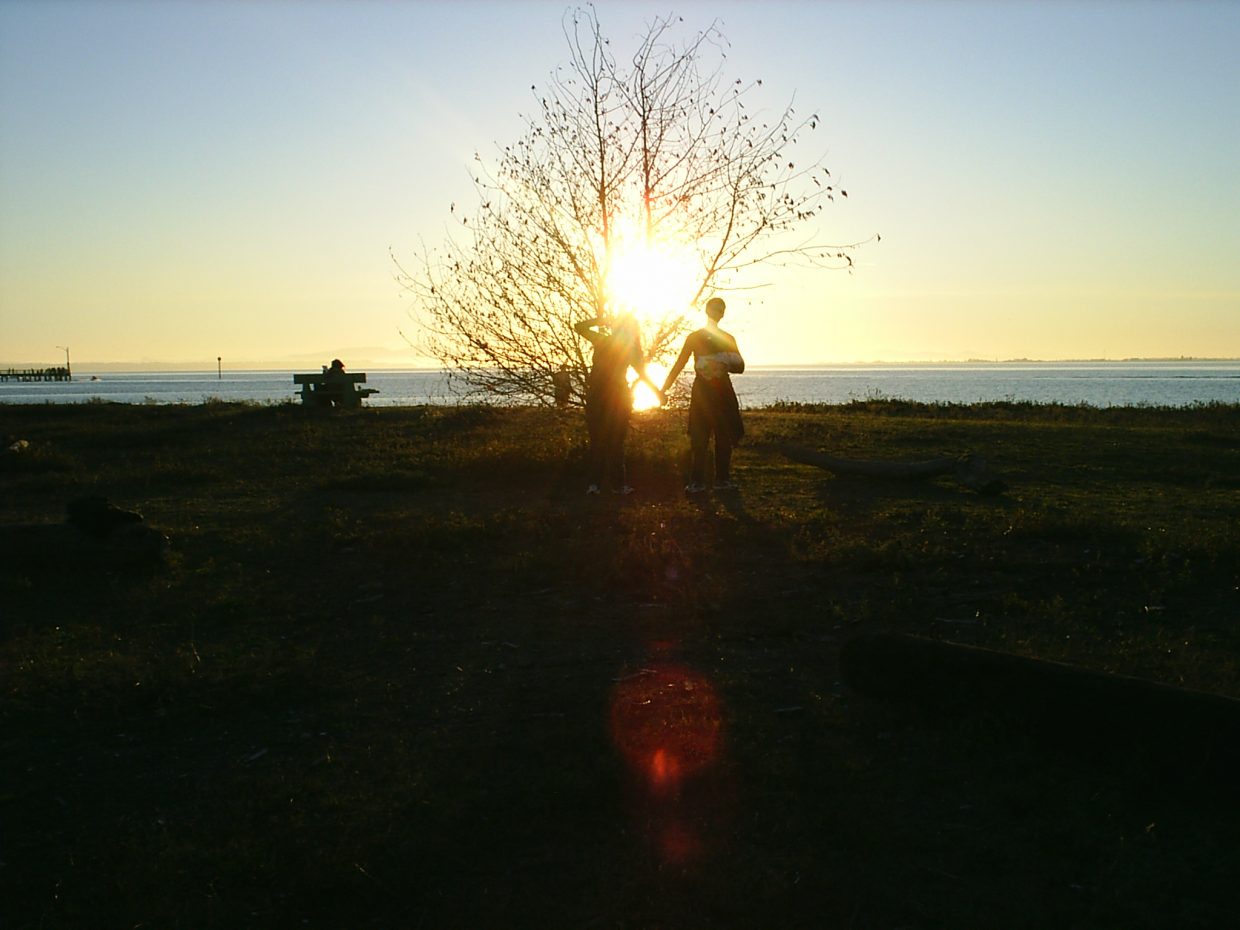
[{"x1": 1, "y1": 0, "x2": 1237, "y2": 368}]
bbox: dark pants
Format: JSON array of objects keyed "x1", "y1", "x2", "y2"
[
  {"x1": 586, "y1": 386, "x2": 630, "y2": 488},
  {"x1": 688, "y1": 376, "x2": 743, "y2": 485}
]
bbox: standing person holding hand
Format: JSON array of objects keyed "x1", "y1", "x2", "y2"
[
  {"x1": 574, "y1": 312, "x2": 665, "y2": 495},
  {"x1": 661, "y1": 297, "x2": 746, "y2": 493}
]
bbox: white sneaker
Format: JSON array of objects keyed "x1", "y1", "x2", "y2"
[
  {"x1": 586, "y1": 484, "x2": 601, "y2": 495},
  {"x1": 613, "y1": 485, "x2": 634, "y2": 495},
  {"x1": 684, "y1": 483, "x2": 707, "y2": 494}
]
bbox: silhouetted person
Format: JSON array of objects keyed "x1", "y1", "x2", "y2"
[
  {"x1": 661, "y1": 297, "x2": 745, "y2": 492},
  {"x1": 574, "y1": 313, "x2": 664, "y2": 494},
  {"x1": 322, "y1": 358, "x2": 349, "y2": 407}
]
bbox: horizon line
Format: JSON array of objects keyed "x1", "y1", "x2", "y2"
[{"x1": 4, "y1": 356, "x2": 1239, "y2": 373}]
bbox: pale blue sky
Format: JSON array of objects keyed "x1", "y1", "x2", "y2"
[{"x1": 1, "y1": 0, "x2": 1237, "y2": 367}]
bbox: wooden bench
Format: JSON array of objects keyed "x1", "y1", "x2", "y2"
[{"x1": 293, "y1": 372, "x2": 379, "y2": 408}]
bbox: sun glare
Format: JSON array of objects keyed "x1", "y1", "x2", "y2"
[
  {"x1": 632, "y1": 363, "x2": 667, "y2": 412},
  {"x1": 597, "y1": 222, "x2": 698, "y2": 412},
  {"x1": 605, "y1": 229, "x2": 701, "y2": 330}
]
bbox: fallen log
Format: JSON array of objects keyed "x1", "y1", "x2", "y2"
[
  {"x1": 841, "y1": 632, "x2": 1240, "y2": 784},
  {"x1": 780, "y1": 444, "x2": 1006, "y2": 494},
  {"x1": 0, "y1": 496, "x2": 169, "y2": 571}
]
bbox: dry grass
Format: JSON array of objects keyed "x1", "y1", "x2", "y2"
[{"x1": 2, "y1": 400, "x2": 1238, "y2": 928}]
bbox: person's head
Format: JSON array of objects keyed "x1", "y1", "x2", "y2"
[
  {"x1": 705, "y1": 297, "x2": 726, "y2": 321},
  {"x1": 330, "y1": 358, "x2": 344, "y2": 371}
]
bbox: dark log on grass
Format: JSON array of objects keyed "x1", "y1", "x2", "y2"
[
  {"x1": 779, "y1": 445, "x2": 1006, "y2": 494},
  {"x1": 841, "y1": 632, "x2": 1240, "y2": 784},
  {"x1": 0, "y1": 496, "x2": 168, "y2": 570}
]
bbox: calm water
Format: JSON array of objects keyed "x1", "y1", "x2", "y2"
[{"x1": 2, "y1": 362, "x2": 1239, "y2": 408}]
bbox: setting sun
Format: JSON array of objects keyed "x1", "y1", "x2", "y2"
[{"x1": 604, "y1": 225, "x2": 702, "y2": 330}]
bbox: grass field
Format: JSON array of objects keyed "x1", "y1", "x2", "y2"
[{"x1": 2, "y1": 400, "x2": 1238, "y2": 929}]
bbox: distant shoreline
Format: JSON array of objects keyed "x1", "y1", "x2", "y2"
[{"x1": 4, "y1": 357, "x2": 1239, "y2": 374}]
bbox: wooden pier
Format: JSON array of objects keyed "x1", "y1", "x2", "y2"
[{"x1": 0, "y1": 367, "x2": 73, "y2": 382}]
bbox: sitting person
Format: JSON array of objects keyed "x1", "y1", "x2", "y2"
[{"x1": 320, "y1": 358, "x2": 350, "y2": 406}]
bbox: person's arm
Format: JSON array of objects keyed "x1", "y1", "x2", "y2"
[
  {"x1": 574, "y1": 317, "x2": 605, "y2": 346},
  {"x1": 621, "y1": 339, "x2": 666, "y2": 404},
  {"x1": 634, "y1": 363, "x2": 665, "y2": 403},
  {"x1": 660, "y1": 337, "x2": 695, "y2": 394},
  {"x1": 714, "y1": 330, "x2": 744, "y2": 374}
]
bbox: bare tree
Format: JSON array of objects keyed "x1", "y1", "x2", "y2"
[{"x1": 397, "y1": 8, "x2": 868, "y2": 405}]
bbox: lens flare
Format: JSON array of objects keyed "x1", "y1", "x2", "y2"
[
  {"x1": 609, "y1": 663, "x2": 729, "y2": 866},
  {"x1": 609, "y1": 664, "x2": 722, "y2": 793}
]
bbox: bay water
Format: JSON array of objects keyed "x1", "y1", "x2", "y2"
[{"x1": 2, "y1": 362, "x2": 1238, "y2": 409}]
